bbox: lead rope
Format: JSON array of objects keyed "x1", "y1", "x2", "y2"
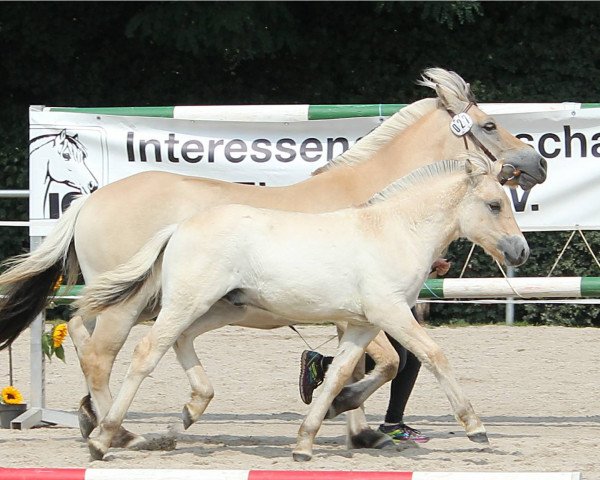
[
  {"x1": 288, "y1": 325, "x2": 338, "y2": 351},
  {"x1": 495, "y1": 259, "x2": 526, "y2": 299}
]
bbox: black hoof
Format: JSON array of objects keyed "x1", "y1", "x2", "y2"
[
  {"x1": 182, "y1": 406, "x2": 193, "y2": 430},
  {"x1": 78, "y1": 394, "x2": 97, "y2": 439},
  {"x1": 468, "y1": 432, "x2": 489, "y2": 444},
  {"x1": 292, "y1": 452, "x2": 312, "y2": 462},
  {"x1": 350, "y1": 428, "x2": 394, "y2": 449},
  {"x1": 325, "y1": 386, "x2": 362, "y2": 419}
]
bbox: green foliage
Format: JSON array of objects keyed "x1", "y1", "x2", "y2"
[{"x1": 1, "y1": 1, "x2": 599, "y2": 326}]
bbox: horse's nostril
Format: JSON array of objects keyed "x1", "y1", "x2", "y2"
[{"x1": 540, "y1": 157, "x2": 547, "y2": 171}]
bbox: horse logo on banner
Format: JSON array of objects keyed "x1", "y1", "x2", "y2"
[{"x1": 29, "y1": 129, "x2": 99, "y2": 218}]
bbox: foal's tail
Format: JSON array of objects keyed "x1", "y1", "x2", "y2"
[
  {"x1": 74, "y1": 224, "x2": 178, "y2": 320},
  {"x1": 0, "y1": 196, "x2": 87, "y2": 349}
]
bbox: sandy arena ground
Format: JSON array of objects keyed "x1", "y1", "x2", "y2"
[{"x1": 0, "y1": 324, "x2": 598, "y2": 478}]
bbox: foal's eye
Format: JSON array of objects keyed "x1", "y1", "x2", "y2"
[
  {"x1": 483, "y1": 122, "x2": 497, "y2": 132},
  {"x1": 62, "y1": 152, "x2": 71, "y2": 160},
  {"x1": 488, "y1": 201, "x2": 502, "y2": 214}
]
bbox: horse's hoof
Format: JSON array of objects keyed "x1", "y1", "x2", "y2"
[
  {"x1": 182, "y1": 405, "x2": 194, "y2": 430},
  {"x1": 78, "y1": 395, "x2": 97, "y2": 439},
  {"x1": 349, "y1": 428, "x2": 393, "y2": 449},
  {"x1": 88, "y1": 439, "x2": 108, "y2": 461},
  {"x1": 292, "y1": 451, "x2": 312, "y2": 462},
  {"x1": 468, "y1": 432, "x2": 489, "y2": 444}
]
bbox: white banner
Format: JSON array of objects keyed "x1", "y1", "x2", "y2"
[{"x1": 29, "y1": 105, "x2": 600, "y2": 236}]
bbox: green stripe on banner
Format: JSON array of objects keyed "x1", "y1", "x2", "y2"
[
  {"x1": 580, "y1": 277, "x2": 600, "y2": 297},
  {"x1": 47, "y1": 106, "x2": 175, "y2": 118},
  {"x1": 419, "y1": 279, "x2": 444, "y2": 299},
  {"x1": 308, "y1": 104, "x2": 406, "y2": 120},
  {"x1": 581, "y1": 103, "x2": 600, "y2": 109}
]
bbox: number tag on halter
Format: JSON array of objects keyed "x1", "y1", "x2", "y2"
[{"x1": 450, "y1": 112, "x2": 473, "y2": 137}]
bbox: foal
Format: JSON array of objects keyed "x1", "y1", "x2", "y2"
[{"x1": 76, "y1": 152, "x2": 529, "y2": 461}]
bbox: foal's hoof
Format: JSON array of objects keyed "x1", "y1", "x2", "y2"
[
  {"x1": 468, "y1": 432, "x2": 489, "y2": 444},
  {"x1": 182, "y1": 405, "x2": 194, "y2": 430},
  {"x1": 88, "y1": 439, "x2": 108, "y2": 461},
  {"x1": 292, "y1": 451, "x2": 312, "y2": 462}
]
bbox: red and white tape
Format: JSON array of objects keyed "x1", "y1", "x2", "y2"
[{"x1": 0, "y1": 469, "x2": 581, "y2": 480}]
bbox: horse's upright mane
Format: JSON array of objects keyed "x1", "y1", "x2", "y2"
[
  {"x1": 366, "y1": 152, "x2": 493, "y2": 206},
  {"x1": 417, "y1": 67, "x2": 477, "y2": 104},
  {"x1": 312, "y1": 67, "x2": 476, "y2": 176}
]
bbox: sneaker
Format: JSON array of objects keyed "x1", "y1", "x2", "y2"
[
  {"x1": 299, "y1": 350, "x2": 326, "y2": 405},
  {"x1": 378, "y1": 423, "x2": 430, "y2": 444}
]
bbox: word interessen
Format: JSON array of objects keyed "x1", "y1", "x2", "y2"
[{"x1": 126, "y1": 132, "x2": 355, "y2": 164}]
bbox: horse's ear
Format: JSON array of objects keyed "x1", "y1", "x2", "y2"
[
  {"x1": 55, "y1": 129, "x2": 67, "y2": 145},
  {"x1": 435, "y1": 83, "x2": 464, "y2": 113},
  {"x1": 73, "y1": 134, "x2": 78, "y2": 139}
]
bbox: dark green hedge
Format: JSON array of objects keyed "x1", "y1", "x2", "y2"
[{"x1": 1, "y1": 2, "x2": 599, "y2": 326}]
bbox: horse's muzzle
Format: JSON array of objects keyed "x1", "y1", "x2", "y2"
[
  {"x1": 498, "y1": 235, "x2": 530, "y2": 267},
  {"x1": 510, "y1": 151, "x2": 548, "y2": 191}
]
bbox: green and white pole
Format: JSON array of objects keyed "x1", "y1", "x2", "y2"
[
  {"x1": 52, "y1": 277, "x2": 600, "y2": 305},
  {"x1": 418, "y1": 277, "x2": 600, "y2": 300},
  {"x1": 43, "y1": 102, "x2": 593, "y2": 121}
]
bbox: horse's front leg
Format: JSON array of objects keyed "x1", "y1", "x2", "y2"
[
  {"x1": 369, "y1": 302, "x2": 488, "y2": 443},
  {"x1": 293, "y1": 324, "x2": 380, "y2": 462}
]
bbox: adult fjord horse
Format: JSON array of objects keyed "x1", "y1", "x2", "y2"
[
  {"x1": 0, "y1": 68, "x2": 546, "y2": 451},
  {"x1": 75, "y1": 152, "x2": 529, "y2": 461}
]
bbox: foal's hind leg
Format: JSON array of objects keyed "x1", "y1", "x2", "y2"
[
  {"x1": 371, "y1": 303, "x2": 488, "y2": 443},
  {"x1": 173, "y1": 302, "x2": 242, "y2": 429}
]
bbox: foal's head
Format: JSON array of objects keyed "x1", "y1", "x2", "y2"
[{"x1": 457, "y1": 153, "x2": 529, "y2": 267}]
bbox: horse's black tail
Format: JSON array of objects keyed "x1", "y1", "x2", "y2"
[{"x1": 0, "y1": 196, "x2": 87, "y2": 349}]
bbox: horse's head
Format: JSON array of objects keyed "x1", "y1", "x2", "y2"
[
  {"x1": 457, "y1": 153, "x2": 529, "y2": 267},
  {"x1": 420, "y1": 68, "x2": 547, "y2": 191},
  {"x1": 47, "y1": 130, "x2": 99, "y2": 194}
]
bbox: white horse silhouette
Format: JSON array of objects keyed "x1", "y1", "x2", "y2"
[{"x1": 30, "y1": 129, "x2": 99, "y2": 212}]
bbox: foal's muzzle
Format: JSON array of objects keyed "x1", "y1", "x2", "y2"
[{"x1": 497, "y1": 235, "x2": 530, "y2": 267}]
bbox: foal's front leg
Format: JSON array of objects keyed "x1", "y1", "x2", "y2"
[
  {"x1": 293, "y1": 324, "x2": 380, "y2": 462},
  {"x1": 369, "y1": 302, "x2": 488, "y2": 443}
]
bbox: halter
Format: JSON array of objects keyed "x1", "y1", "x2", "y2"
[{"x1": 447, "y1": 102, "x2": 520, "y2": 186}]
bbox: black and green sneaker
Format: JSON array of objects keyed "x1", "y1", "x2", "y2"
[
  {"x1": 378, "y1": 423, "x2": 430, "y2": 444},
  {"x1": 299, "y1": 350, "x2": 326, "y2": 404}
]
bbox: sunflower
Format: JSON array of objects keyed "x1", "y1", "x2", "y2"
[
  {"x1": 1, "y1": 386, "x2": 24, "y2": 405},
  {"x1": 52, "y1": 323, "x2": 68, "y2": 348},
  {"x1": 52, "y1": 275, "x2": 63, "y2": 292}
]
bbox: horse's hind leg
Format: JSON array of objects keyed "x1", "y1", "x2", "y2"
[
  {"x1": 372, "y1": 303, "x2": 488, "y2": 443},
  {"x1": 70, "y1": 304, "x2": 152, "y2": 449},
  {"x1": 88, "y1": 294, "x2": 220, "y2": 461}
]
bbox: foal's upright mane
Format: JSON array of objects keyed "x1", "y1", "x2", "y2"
[
  {"x1": 312, "y1": 68, "x2": 476, "y2": 176},
  {"x1": 366, "y1": 153, "x2": 493, "y2": 206}
]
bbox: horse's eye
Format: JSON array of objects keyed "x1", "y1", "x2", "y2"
[
  {"x1": 488, "y1": 201, "x2": 501, "y2": 214},
  {"x1": 62, "y1": 153, "x2": 71, "y2": 160},
  {"x1": 483, "y1": 122, "x2": 497, "y2": 132}
]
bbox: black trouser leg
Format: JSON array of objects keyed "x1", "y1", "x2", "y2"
[{"x1": 364, "y1": 332, "x2": 421, "y2": 425}]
